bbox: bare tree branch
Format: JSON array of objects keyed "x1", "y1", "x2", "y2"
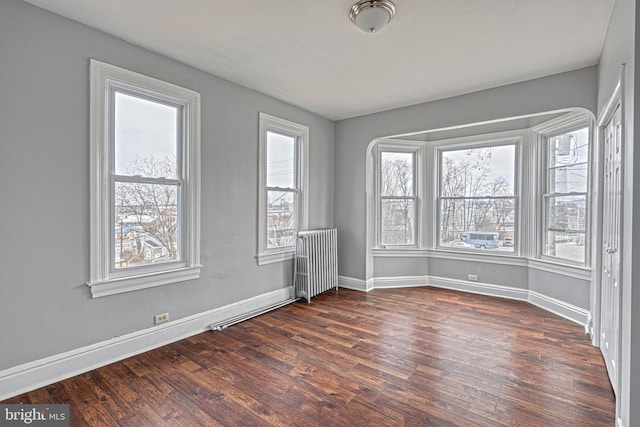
[{"x1": 115, "y1": 155, "x2": 179, "y2": 266}]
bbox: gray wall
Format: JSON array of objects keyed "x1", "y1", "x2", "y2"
[
  {"x1": 334, "y1": 71, "x2": 597, "y2": 317},
  {"x1": 429, "y1": 259, "x2": 529, "y2": 291},
  {"x1": 0, "y1": 0, "x2": 334, "y2": 370},
  {"x1": 335, "y1": 67, "x2": 598, "y2": 282},
  {"x1": 2, "y1": 0, "x2": 631, "y2": 416},
  {"x1": 597, "y1": 0, "x2": 638, "y2": 424},
  {"x1": 373, "y1": 257, "x2": 429, "y2": 278},
  {"x1": 528, "y1": 269, "x2": 589, "y2": 309}
]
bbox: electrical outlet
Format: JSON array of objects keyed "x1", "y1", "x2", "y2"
[
  {"x1": 468, "y1": 274, "x2": 478, "y2": 282},
  {"x1": 154, "y1": 312, "x2": 169, "y2": 324}
]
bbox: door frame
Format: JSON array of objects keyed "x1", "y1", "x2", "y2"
[{"x1": 591, "y1": 65, "x2": 625, "y2": 400}]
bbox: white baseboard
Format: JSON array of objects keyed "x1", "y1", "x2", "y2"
[
  {"x1": 527, "y1": 291, "x2": 590, "y2": 327},
  {"x1": 374, "y1": 275, "x2": 429, "y2": 289},
  {"x1": 365, "y1": 278, "x2": 375, "y2": 291},
  {"x1": 3, "y1": 275, "x2": 591, "y2": 401},
  {"x1": 0, "y1": 286, "x2": 294, "y2": 401},
  {"x1": 338, "y1": 275, "x2": 368, "y2": 292},
  {"x1": 338, "y1": 274, "x2": 589, "y2": 327},
  {"x1": 427, "y1": 276, "x2": 529, "y2": 302}
]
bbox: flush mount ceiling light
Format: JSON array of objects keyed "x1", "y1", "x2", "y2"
[{"x1": 350, "y1": 0, "x2": 396, "y2": 33}]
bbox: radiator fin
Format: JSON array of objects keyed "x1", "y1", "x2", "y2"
[{"x1": 295, "y1": 229, "x2": 338, "y2": 303}]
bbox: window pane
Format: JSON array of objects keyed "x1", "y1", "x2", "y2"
[
  {"x1": 548, "y1": 127, "x2": 589, "y2": 193},
  {"x1": 441, "y1": 145, "x2": 515, "y2": 197},
  {"x1": 545, "y1": 230, "x2": 586, "y2": 263},
  {"x1": 440, "y1": 197, "x2": 515, "y2": 252},
  {"x1": 382, "y1": 199, "x2": 414, "y2": 245},
  {"x1": 114, "y1": 181, "x2": 179, "y2": 268},
  {"x1": 267, "y1": 190, "x2": 296, "y2": 248},
  {"x1": 381, "y1": 152, "x2": 413, "y2": 196},
  {"x1": 545, "y1": 195, "x2": 586, "y2": 233},
  {"x1": 267, "y1": 131, "x2": 295, "y2": 188},
  {"x1": 114, "y1": 92, "x2": 179, "y2": 178},
  {"x1": 549, "y1": 164, "x2": 588, "y2": 193}
]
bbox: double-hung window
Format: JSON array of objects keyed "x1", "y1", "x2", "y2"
[
  {"x1": 257, "y1": 113, "x2": 308, "y2": 265},
  {"x1": 379, "y1": 149, "x2": 417, "y2": 246},
  {"x1": 540, "y1": 124, "x2": 590, "y2": 265},
  {"x1": 437, "y1": 141, "x2": 518, "y2": 252},
  {"x1": 89, "y1": 60, "x2": 201, "y2": 297}
]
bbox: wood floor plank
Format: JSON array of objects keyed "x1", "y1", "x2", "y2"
[
  {"x1": 78, "y1": 370, "x2": 135, "y2": 421},
  {"x1": 2, "y1": 287, "x2": 615, "y2": 426},
  {"x1": 25, "y1": 387, "x2": 53, "y2": 404}
]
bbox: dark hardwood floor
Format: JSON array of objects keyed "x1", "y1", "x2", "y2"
[{"x1": 3, "y1": 287, "x2": 615, "y2": 426}]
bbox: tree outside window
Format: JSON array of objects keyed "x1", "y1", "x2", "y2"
[
  {"x1": 114, "y1": 156, "x2": 179, "y2": 268},
  {"x1": 439, "y1": 143, "x2": 517, "y2": 251},
  {"x1": 112, "y1": 92, "x2": 182, "y2": 269},
  {"x1": 89, "y1": 60, "x2": 201, "y2": 297},
  {"x1": 380, "y1": 151, "x2": 416, "y2": 245}
]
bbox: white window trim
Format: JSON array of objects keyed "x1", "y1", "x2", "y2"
[
  {"x1": 366, "y1": 111, "x2": 595, "y2": 280},
  {"x1": 375, "y1": 140, "x2": 424, "y2": 249},
  {"x1": 434, "y1": 134, "x2": 522, "y2": 255},
  {"x1": 88, "y1": 60, "x2": 201, "y2": 298},
  {"x1": 532, "y1": 112, "x2": 592, "y2": 268},
  {"x1": 257, "y1": 113, "x2": 309, "y2": 265}
]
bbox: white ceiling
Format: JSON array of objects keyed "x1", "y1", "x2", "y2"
[{"x1": 23, "y1": 0, "x2": 614, "y2": 120}]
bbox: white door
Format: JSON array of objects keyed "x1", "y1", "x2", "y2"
[{"x1": 600, "y1": 103, "x2": 622, "y2": 394}]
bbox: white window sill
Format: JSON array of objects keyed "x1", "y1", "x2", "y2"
[
  {"x1": 372, "y1": 248, "x2": 430, "y2": 257},
  {"x1": 429, "y1": 249, "x2": 527, "y2": 266},
  {"x1": 257, "y1": 250, "x2": 295, "y2": 265},
  {"x1": 434, "y1": 246, "x2": 519, "y2": 256},
  {"x1": 371, "y1": 248, "x2": 591, "y2": 279},
  {"x1": 87, "y1": 265, "x2": 202, "y2": 298},
  {"x1": 528, "y1": 258, "x2": 591, "y2": 280}
]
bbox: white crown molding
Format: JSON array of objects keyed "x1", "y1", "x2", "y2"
[
  {"x1": 530, "y1": 110, "x2": 591, "y2": 134},
  {"x1": 0, "y1": 286, "x2": 293, "y2": 401}
]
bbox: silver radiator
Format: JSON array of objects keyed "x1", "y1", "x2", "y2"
[{"x1": 294, "y1": 229, "x2": 338, "y2": 303}]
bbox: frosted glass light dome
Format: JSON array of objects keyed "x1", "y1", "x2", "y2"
[{"x1": 350, "y1": 0, "x2": 396, "y2": 33}]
